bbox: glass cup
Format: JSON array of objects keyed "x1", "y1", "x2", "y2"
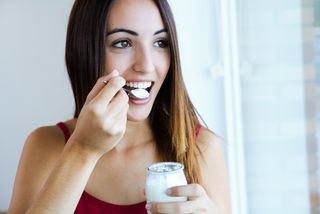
[{"x1": 145, "y1": 162, "x2": 188, "y2": 202}]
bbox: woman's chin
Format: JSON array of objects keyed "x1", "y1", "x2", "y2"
[
  {"x1": 126, "y1": 99, "x2": 154, "y2": 122},
  {"x1": 126, "y1": 110, "x2": 151, "y2": 122}
]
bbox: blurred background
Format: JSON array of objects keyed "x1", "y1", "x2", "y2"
[{"x1": 0, "y1": 0, "x2": 319, "y2": 213}]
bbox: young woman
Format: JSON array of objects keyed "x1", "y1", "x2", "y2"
[{"x1": 8, "y1": 0, "x2": 231, "y2": 213}]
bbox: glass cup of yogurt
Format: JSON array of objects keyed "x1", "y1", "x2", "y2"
[{"x1": 145, "y1": 162, "x2": 188, "y2": 202}]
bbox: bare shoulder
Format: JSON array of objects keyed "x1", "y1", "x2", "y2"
[
  {"x1": 19, "y1": 124, "x2": 67, "y2": 167},
  {"x1": 24, "y1": 124, "x2": 66, "y2": 154},
  {"x1": 196, "y1": 127, "x2": 232, "y2": 214},
  {"x1": 8, "y1": 123, "x2": 66, "y2": 213},
  {"x1": 196, "y1": 126, "x2": 225, "y2": 159}
]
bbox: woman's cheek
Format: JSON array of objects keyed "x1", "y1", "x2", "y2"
[{"x1": 105, "y1": 53, "x2": 132, "y2": 75}]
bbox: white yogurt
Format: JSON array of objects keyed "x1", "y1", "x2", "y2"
[
  {"x1": 130, "y1": 88, "x2": 150, "y2": 99},
  {"x1": 145, "y1": 162, "x2": 188, "y2": 202}
]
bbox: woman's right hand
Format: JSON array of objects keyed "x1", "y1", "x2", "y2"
[{"x1": 69, "y1": 69, "x2": 129, "y2": 158}]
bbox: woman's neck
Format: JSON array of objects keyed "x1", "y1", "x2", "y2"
[{"x1": 116, "y1": 119, "x2": 155, "y2": 151}]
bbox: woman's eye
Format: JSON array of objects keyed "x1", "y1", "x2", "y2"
[
  {"x1": 154, "y1": 39, "x2": 169, "y2": 48},
  {"x1": 112, "y1": 40, "x2": 132, "y2": 48}
]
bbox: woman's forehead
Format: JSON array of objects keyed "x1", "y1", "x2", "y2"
[{"x1": 107, "y1": 0, "x2": 165, "y2": 32}]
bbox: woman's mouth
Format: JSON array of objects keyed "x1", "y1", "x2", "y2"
[{"x1": 123, "y1": 81, "x2": 153, "y2": 100}]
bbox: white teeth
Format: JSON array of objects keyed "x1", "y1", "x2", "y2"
[{"x1": 126, "y1": 81, "x2": 152, "y2": 89}]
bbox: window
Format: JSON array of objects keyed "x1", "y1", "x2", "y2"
[{"x1": 171, "y1": 0, "x2": 320, "y2": 213}]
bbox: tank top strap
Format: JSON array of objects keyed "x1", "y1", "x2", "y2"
[
  {"x1": 56, "y1": 122, "x2": 71, "y2": 143},
  {"x1": 195, "y1": 124, "x2": 201, "y2": 138}
]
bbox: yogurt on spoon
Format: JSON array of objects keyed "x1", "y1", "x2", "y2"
[{"x1": 128, "y1": 88, "x2": 150, "y2": 99}]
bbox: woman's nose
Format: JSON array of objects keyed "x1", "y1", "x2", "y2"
[{"x1": 132, "y1": 46, "x2": 155, "y2": 73}]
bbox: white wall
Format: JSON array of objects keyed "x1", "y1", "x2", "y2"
[
  {"x1": 169, "y1": 0, "x2": 226, "y2": 137},
  {"x1": 0, "y1": 0, "x2": 74, "y2": 210},
  {"x1": 0, "y1": 0, "x2": 220, "y2": 210}
]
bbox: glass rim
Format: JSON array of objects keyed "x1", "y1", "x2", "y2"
[{"x1": 147, "y1": 162, "x2": 184, "y2": 174}]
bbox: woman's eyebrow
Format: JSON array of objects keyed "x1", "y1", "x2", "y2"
[
  {"x1": 106, "y1": 28, "x2": 138, "y2": 36},
  {"x1": 154, "y1": 28, "x2": 167, "y2": 35},
  {"x1": 106, "y1": 28, "x2": 168, "y2": 36}
]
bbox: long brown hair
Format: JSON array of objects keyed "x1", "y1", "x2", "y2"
[{"x1": 65, "y1": 0, "x2": 203, "y2": 184}]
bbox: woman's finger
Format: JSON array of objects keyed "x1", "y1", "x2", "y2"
[
  {"x1": 115, "y1": 103, "x2": 129, "y2": 126},
  {"x1": 106, "y1": 89, "x2": 129, "y2": 115},
  {"x1": 92, "y1": 76, "x2": 126, "y2": 107},
  {"x1": 103, "y1": 102, "x2": 128, "y2": 136},
  {"x1": 166, "y1": 184, "x2": 206, "y2": 199},
  {"x1": 150, "y1": 200, "x2": 199, "y2": 214},
  {"x1": 85, "y1": 69, "x2": 120, "y2": 104},
  {"x1": 108, "y1": 93, "x2": 129, "y2": 121}
]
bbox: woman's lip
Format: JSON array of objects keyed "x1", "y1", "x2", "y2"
[{"x1": 129, "y1": 96, "x2": 151, "y2": 105}]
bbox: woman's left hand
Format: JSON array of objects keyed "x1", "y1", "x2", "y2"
[{"x1": 146, "y1": 183, "x2": 217, "y2": 214}]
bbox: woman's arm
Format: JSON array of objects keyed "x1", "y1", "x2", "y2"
[
  {"x1": 8, "y1": 70, "x2": 129, "y2": 214},
  {"x1": 8, "y1": 128, "x2": 100, "y2": 214},
  {"x1": 26, "y1": 137, "x2": 101, "y2": 213},
  {"x1": 8, "y1": 127, "x2": 65, "y2": 213}
]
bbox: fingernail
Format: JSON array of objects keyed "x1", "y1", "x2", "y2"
[{"x1": 111, "y1": 69, "x2": 119, "y2": 76}]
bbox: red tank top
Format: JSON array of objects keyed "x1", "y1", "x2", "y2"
[{"x1": 56, "y1": 122, "x2": 201, "y2": 213}]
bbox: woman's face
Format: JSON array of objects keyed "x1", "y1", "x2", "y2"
[{"x1": 105, "y1": 0, "x2": 170, "y2": 122}]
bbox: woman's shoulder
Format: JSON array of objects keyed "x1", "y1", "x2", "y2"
[
  {"x1": 26, "y1": 119, "x2": 75, "y2": 148},
  {"x1": 20, "y1": 122, "x2": 69, "y2": 169},
  {"x1": 196, "y1": 126, "x2": 225, "y2": 156},
  {"x1": 25, "y1": 123, "x2": 67, "y2": 151},
  {"x1": 23, "y1": 119, "x2": 77, "y2": 163},
  {"x1": 196, "y1": 126, "x2": 231, "y2": 213}
]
